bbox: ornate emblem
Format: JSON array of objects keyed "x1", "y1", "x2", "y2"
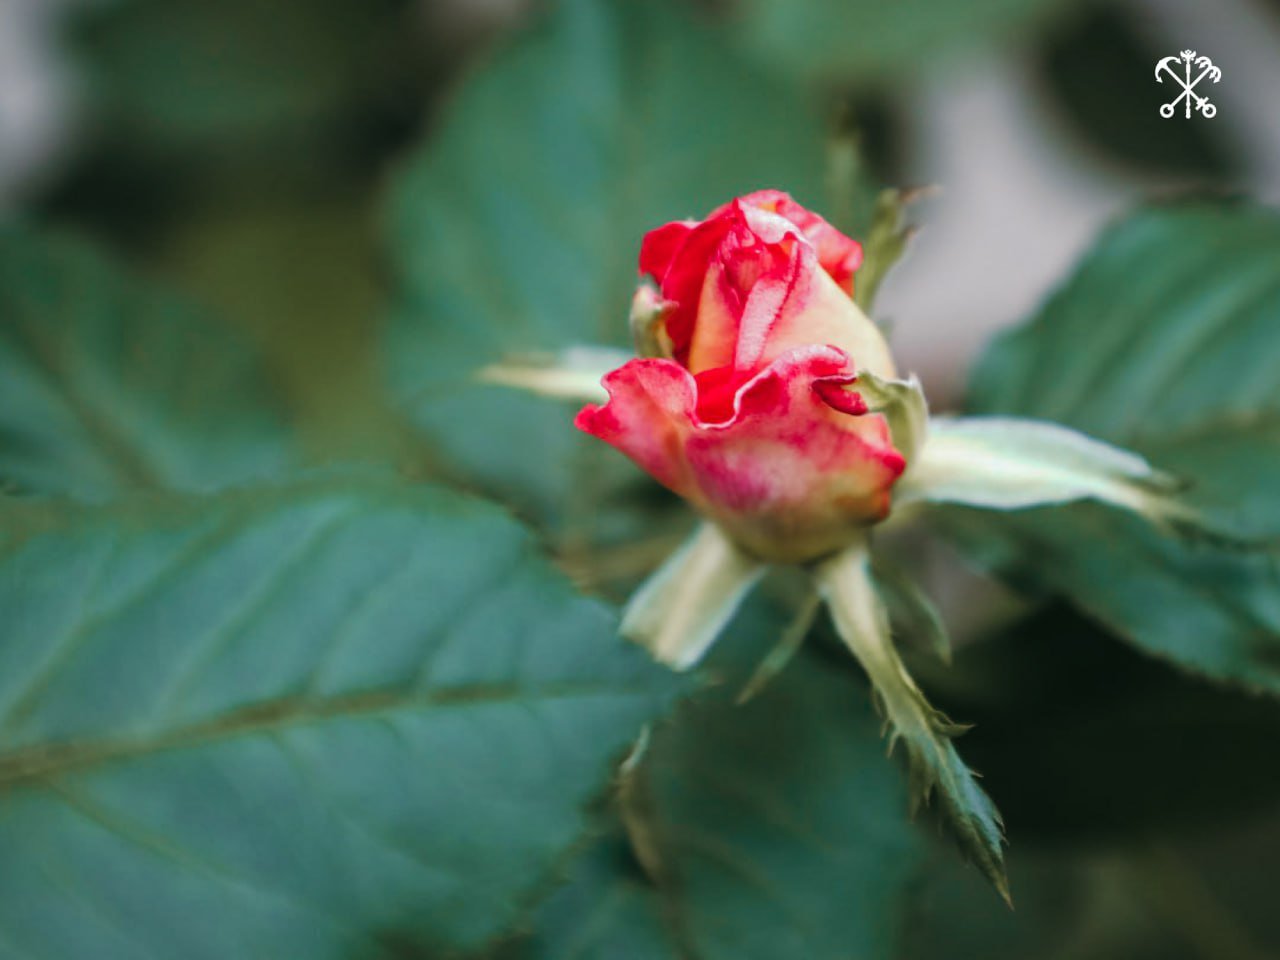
[{"x1": 1155, "y1": 49, "x2": 1221, "y2": 118}]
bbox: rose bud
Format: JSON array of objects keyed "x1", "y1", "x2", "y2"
[
  {"x1": 483, "y1": 191, "x2": 1217, "y2": 901},
  {"x1": 575, "y1": 190, "x2": 906, "y2": 563}
]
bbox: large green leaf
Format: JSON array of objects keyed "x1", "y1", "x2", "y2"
[
  {"x1": 0, "y1": 477, "x2": 680, "y2": 957},
  {"x1": 730, "y1": 0, "x2": 1068, "y2": 82},
  {"x1": 971, "y1": 202, "x2": 1280, "y2": 442},
  {"x1": 383, "y1": 0, "x2": 832, "y2": 533},
  {"x1": 506, "y1": 601, "x2": 924, "y2": 959},
  {"x1": 0, "y1": 226, "x2": 294, "y2": 500},
  {"x1": 962, "y1": 201, "x2": 1280, "y2": 691}
]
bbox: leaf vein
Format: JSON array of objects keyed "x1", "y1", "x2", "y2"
[
  {"x1": 0, "y1": 682, "x2": 656, "y2": 788},
  {"x1": 145, "y1": 504, "x2": 361, "y2": 722},
  {"x1": 46, "y1": 779, "x2": 371, "y2": 947}
]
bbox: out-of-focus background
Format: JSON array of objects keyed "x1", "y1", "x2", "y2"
[
  {"x1": 3, "y1": 0, "x2": 1280, "y2": 956},
  {"x1": 5, "y1": 0, "x2": 1280, "y2": 407}
]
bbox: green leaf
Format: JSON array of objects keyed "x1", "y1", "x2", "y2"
[
  {"x1": 507, "y1": 605, "x2": 925, "y2": 959},
  {"x1": 971, "y1": 202, "x2": 1280, "y2": 439},
  {"x1": 1141, "y1": 415, "x2": 1280, "y2": 539},
  {"x1": 383, "y1": 0, "x2": 835, "y2": 533},
  {"x1": 942, "y1": 503, "x2": 1280, "y2": 694},
  {"x1": 731, "y1": 0, "x2": 1069, "y2": 82},
  {"x1": 962, "y1": 201, "x2": 1280, "y2": 693},
  {"x1": 0, "y1": 226, "x2": 294, "y2": 500},
  {"x1": 0, "y1": 477, "x2": 680, "y2": 957}
]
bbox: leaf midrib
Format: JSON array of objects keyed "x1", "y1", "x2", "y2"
[{"x1": 0, "y1": 679, "x2": 657, "y2": 788}]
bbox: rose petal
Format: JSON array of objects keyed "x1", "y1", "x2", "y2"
[
  {"x1": 646, "y1": 215, "x2": 736, "y2": 364},
  {"x1": 686, "y1": 206, "x2": 807, "y2": 374},
  {"x1": 685, "y1": 346, "x2": 906, "y2": 558},
  {"x1": 638, "y1": 220, "x2": 696, "y2": 281},
  {"x1": 574, "y1": 358, "x2": 698, "y2": 500},
  {"x1": 691, "y1": 364, "x2": 743, "y2": 425},
  {"x1": 737, "y1": 189, "x2": 864, "y2": 295},
  {"x1": 577, "y1": 347, "x2": 906, "y2": 561},
  {"x1": 813, "y1": 377, "x2": 869, "y2": 416},
  {"x1": 730, "y1": 238, "x2": 816, "y2": 371},
  {"x1": 747, "y1": 258, "x2": 895, "y2": 378}
]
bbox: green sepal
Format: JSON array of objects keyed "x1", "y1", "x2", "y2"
[
  {"x1": 622, "y1": 522, "x2": 765, "y2": 671},
  {"x1": 871, "y1": 555, "x2": 952, "y2": 664},
  {"x1": 817, "y1": 541, "x2": 1010, "y2": 905},
  {"x1": 629, "y1": 282, "x2": 675, "y2": 360},
  {"x1": 476, "y1": 345, "x2": 628, "y2": 404},
  {"x1": 854, "y1": 187, "x2": 929, "y2": 314},
  {"x1": 898, "y1": 415, "x2": 1200, "y2": 530},
  {"x1": 736, "y1": 586, "x2": 821, "y2": 703},
  {"x1": 855, "y1": 369, "x2": 929, "y2": 467}
]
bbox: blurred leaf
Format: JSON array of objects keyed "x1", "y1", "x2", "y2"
[
  {"x1": 899, "y1": 839, "x2": 1248, "y2": 960},
  {"x1": 1170, "y1": 812, "x2": 1280, "y2": 955},
  {"x1": 506, "y1": 603, "x2": 924, "y2": 960},
  {"x1": 0, "y1": 477, "x2": 681, "y2": 958},
  {"x1": 0, "y1": 225, "x2": 293, "y2": 500},
  {"x1": 900, "y1": 846, "x2": 1091, "y2": 960},
  {"x1": 730, "y1": 0, "x2": 1068, "y2": 82},
  {"x1": 960, "y1": 200, "x2": 1280, "y2": 693},
  {"x1": 71, "y1": 0, "x2": 415, "y2": 163},
  {"x1": 1141, "y1": 416, "x2": 1280, "y2": 538},
  {"x1": 45, "y1": 0, "x2": 438, "y2": 369},
  {"x1": 47, "y1": 0, "x2": 427, "y2": 259},
  {"x1": 826, "y1": 97, "x2": 907, "y2": 215},
  {"x1": 898, "y1": 606, "x2": 1280, "y2": 959},
  {"x1": 971, "y1": 202, "x2": 1280, "y2": 446},
  {"x1": 383, "y1": 0, "x2": 839, "y2": 536},
  {"x1": 496, "y1": 827, "x2": 678, "y2": 960},
  {"x1": 919, "y1": 605, "x2": 1280, "y2": 842},
  {"x1": 942, "y1": 502, "x2": 1280, "y2": 693},
  {"x1": 1034, "y1": 4, "x2": 1240, "y2": 181}
]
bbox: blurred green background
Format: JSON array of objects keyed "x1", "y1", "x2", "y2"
[{"x1": 3, "y1": 0, "x2": 1280, "y2": 956}]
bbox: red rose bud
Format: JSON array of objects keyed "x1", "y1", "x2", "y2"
[{"x1": 576, "y1": 191, "x2": 906, "y2": 563}]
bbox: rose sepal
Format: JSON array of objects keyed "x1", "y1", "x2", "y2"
[
  {"x1": 620, "y1": 521, "x2": 764, "y2": 671},
  {"x1": 815, "y1": 538, "x2": 1010, "y2": 905},
  {"x1": 476, "y1": 346, "x2": 624, "y2": 403},
  {"x1": 847, "y1": 370, "x2": 929, "y2": 467},
  {"x1": 894, "y1": 415, "x2": 1198, "y2": 533}
]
